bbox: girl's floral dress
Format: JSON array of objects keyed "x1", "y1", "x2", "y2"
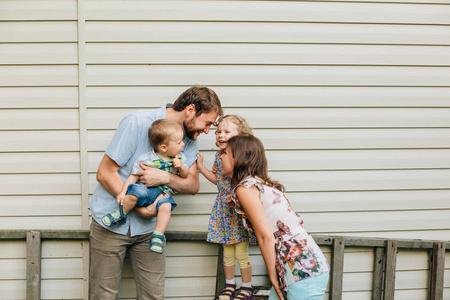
[
  {"x1": 231, "y1": 177, "x2": 329, "y2": 292},
  {"x1": 207, "y1": 151, "x2": 257, "y2": 245}
]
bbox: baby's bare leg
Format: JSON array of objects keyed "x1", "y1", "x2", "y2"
[
  {"x1": 123, "y1": 194, "x2": 138, "y2": 213},
  {"x1": 154, "y1": 203, "x2": 171, "y2": 233}
]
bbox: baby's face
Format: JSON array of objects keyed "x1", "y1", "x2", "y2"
[
  {"x1": 165, "y1": 130, "x2": 185, "y2": 157},
  {"x1": 215, "y1": 119, "x2": 239, "y2": 150}
]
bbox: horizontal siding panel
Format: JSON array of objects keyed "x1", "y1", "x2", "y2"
[
  {"x1": 0, "y1": 216, "x2": 81, "y2": 230},
  {"x1": 334, "y1": 230, "x2": 450, "y2": 241},
  {"x1": 85, "y1": 1, "x2": 450, "y2": 24},
  {"x1": 86, "y1": 43, "x2": 450, "y2": 66},
  {"x1": 0, "y1": 259, "x2": 25, "y2": 280},
  {"x1": 0, "y1": 130, "x2": 79, "y2": 152},
  {"x1": 0, "y1": 43, "x2": 78, "y2": 65},
  {"x1": 41, "y1": 258, "x2": 83, "y2": 279},
  {"x1": 276, "y1": 169, "x2": 450, "y2": 192},
  {"x1": 165, "y1": 241, "x2": 218, "y2": 257},
  {"x1": 86, "y1": 65, "x2": 450, "y2": 86},
  {"x1": 0, "y1": 174, "x2": 81, "y2": 195},
  {"x1": 1, "y1": 152, "x2": 80, "y2": 174},
  {"x1": 0, "y1": 66, "x2": 78, "y2": 87},
  {"x1": 0, "y1": 109, "x2": 79, "y2": 130},
  {"x1": 0, "y1": 280, "x2": 25, "y2": 300},
  {"x1": 0, "y1": 0, "x2": 77, "y2": 21},
  {"x1": 86, "y1": 86, "x2": 450, "y2": 108},
  {"x1": 0, "y1": 241, "x2": 26, "y2": 259},
  {"x1": 41, "y1": 279, "x2": 84, "y2": 299},
  {"x1": 1, "y1": 195, "x2": 81, "y2": 216},
  {"x1": 0, "y1": 87, "x2": 78, "y2": 108},
  {"x1": 0, "y1": 21, "x2": 77, "y2": 43},
  {"x1": 301, "y1": 210, "x2": 450, "y2": 233},
  {"x1": 86, "y1": 22, "x2": 450, "y2": 45},
  {"x1": 343, "y1": 272, "x2": 372, "y2": 291},
  {"x1": 42, "y1": 240, "x2": 85, "y2": 258},
  {"x1": 394, "y1": 289, "x2": 429, "y2": 300},
  {"x1": 86, "y1": 107, "x2": 450, "y2": 129},
  {"x1": 88, "y1": 128, "x2": 450, "y2": 152}
]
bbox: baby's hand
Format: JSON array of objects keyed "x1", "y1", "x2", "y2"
[
  {"x1": 116, "y1": 193, "x2": 125, "y2": 205},
  {"x1": 173, "y1": 155, "x2": 182, "y2": 169}
]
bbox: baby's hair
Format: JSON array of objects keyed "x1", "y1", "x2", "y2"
[
  {"x1": 149, "y1": 119, "x2": 183, "y2": 147},
  {"x1": 217, "y1": 115, "x2": 253, "y2": 136}
]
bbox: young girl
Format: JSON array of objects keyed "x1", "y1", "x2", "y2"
[
  {"x1": 197, "y1": 115, "x2": 257, "y2": 300},
  {"x1": 221, "y1": 135, "x2": 330, "y2": 300}
]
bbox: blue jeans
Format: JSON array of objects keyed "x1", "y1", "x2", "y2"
[
  {"x1": 269, "y1": 272, "x2": 329, "y2": 300},
  {"x1": 126, "y1": 182, "x2": 177, "y2": 213}
]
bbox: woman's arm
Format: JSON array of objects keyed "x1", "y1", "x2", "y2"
[{"x1": 236, "y1": 186, "x2": 285, "y2": 300}]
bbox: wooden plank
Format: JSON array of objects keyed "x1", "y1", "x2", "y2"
[
  {"x1": 330, "y1": 237, "x2": 344, "y2": 300},
  {"x1": 86, "y1": 107, "x2": 450, "y2": 130},
  {"x1": 85, "y1": 65, "x2": 450, "y2": 87},
  {"x1": 85, "y1": 22, "x2": 450, "y2": 45},
  {"x1": 88, "y1": 128, "x2": 450, "y2": 152},
  {"x1": 85, "y1": 86, "x2": 450, "y2": 108},
  {"x1": 26, "y1": 232, "x2": 41, "y2": 300},
  {"x1": 0, "y1": 22, "x2": 77, "y2": 43},
  {"x1": 430, "y1": 242, "x2": 445, "y2": 300},
  {"x1": 86, "y1": 43, "x2": 450, "y2": 66},
  {"x1": 85, "y1": 1, "x2": 450, "y2": 25},
  {"x1": 215, "y1": 244, "x2": 225, "y2": 297},
  {"x1": 383, "y1": 240, "x2": 397, "y2": 300},
  {"x1": 372, "y1": 247, "x2": 385, "y2": 300}
]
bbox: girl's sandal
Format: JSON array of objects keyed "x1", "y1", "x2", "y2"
[
  {"x1": 218, "y1": 283, "x2": 236, "y2": 300},
  {"x1": 233, "y1": 286, "x2": 255, "y2": 300}
]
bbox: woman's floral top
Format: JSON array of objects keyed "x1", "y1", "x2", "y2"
[
  {"x1": 206, "y1": 151, "x2": 257, "y2": 245},
  {"x1": 231, "y1": 177, "x2": 329, "y2": 291}
]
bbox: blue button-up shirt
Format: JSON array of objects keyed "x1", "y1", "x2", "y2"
[{"x1": 89, "y1": 104, "x2": 199, "y2": 236}]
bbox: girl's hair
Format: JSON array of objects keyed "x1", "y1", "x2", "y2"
[
  {"x1": 215, "y1": 115, "x2": 252, "y2": 148},
  {"x1": 228, "y1": 135, "x2": 285, "y2": 192},
  {"x1": 149, "y1": 119, "x2": 182, "y2": 147}
]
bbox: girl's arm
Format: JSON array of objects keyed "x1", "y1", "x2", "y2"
[
  {"x1": 236, "y1": 186, "x2": 286, "y2": 300},
  {"x1": 196, "y1": 153, "x2": 217, "y2": 185},
  {"x1": 117, "y1": 174, "x2": 139, "y2": 205}
]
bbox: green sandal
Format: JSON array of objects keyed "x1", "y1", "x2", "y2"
[
  {"x1": 101, "y1": 205, "x2": 126, "y2": 227},
  {"x1": 149, "y1": 232, "x2": 166, "y2": 254}
]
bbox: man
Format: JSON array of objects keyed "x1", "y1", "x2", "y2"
[{"x1": 89, "y1": 86, "x2": 223, "y2": 299}]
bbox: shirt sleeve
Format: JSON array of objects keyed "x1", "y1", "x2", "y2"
[
  {"x1": 105, "y1": 114, "x2": 142, "y2": 167},
  {"x1": 181, "y1": 138, "x2": 199, "y2": 168}
]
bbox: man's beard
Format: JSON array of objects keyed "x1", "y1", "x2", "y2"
[{"x1": 183, "y1": 118, "x2": 197, "y2": 140}]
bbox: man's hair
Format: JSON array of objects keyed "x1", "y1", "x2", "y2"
[
  {"x1": 172, "y1": 86, "x2": 223, "y2": 118},
  {"x1": 228, "y1": 135, "x2": 285, "y2": 192},
  {"x1": 149, "y1": 119, "x2": 183, "y2": 147}
]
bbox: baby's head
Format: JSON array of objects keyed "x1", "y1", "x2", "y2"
[
  {"x1": 215, "y1": 115, "x2": 252, "y2": 150},
  {"x1": 149, "y1": 119, "x2": 184, "y2": 157}
]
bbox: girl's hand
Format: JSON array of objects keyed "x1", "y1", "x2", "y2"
[
  {"x1": 116, "y1": 193, "x2": 125, "y2": 205},
  {"x1": 173, "y1": 155, "x2": 181, "y2": 169},
  {"x1": 212, "y1": 164, "x2": 218, "y2": 174},
  {"x1": 225, "y1": 195, "x2": 235, "y2": 207},
  {"x1": 196, "y1": 153, "x2": 204, "y2": 166}
]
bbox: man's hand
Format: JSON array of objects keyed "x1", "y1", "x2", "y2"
[{"x1": 137, "y1": 163, "x2": 170, "y2": 187}]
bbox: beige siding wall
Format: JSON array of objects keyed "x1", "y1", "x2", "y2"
[{"x1": 0, "y1": 0, "x2": 449, "y2": 299}]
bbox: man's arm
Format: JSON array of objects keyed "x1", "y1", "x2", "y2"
[
  {"x1": 137, "y1": 161, "x2": 199, "y2": 195},
  {"x1": 96, "y1": 154, "x2": 124, "y2": 196}
]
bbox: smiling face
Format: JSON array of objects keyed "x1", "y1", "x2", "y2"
[
  {"x1": 220, "y1": 145, "x2": 235, "y2": 178},
  {"x1": 164, "y1": 130, "x2": 185, "y2": 157},
  {"x1": 215, "y1": 119, "x2": 240, "y2": 150},
  {"x1": 183, "y1": 110, "x2": 218, "y2": 140}
]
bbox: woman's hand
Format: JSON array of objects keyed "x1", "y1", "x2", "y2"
[{"x1": 272, "y1": 283, "x2": 285, "y2": 300}]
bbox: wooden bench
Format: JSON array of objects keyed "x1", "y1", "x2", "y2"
[{"x1": 1, "y1": 230, "x2": 447, "y2": 300}]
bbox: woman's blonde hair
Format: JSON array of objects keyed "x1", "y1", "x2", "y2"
[{"x1": 228, "y1": 135, "x2": 285, "y2": 192}]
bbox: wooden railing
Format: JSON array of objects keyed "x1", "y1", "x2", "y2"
[{"x1": 1, "y1": 230, "x2": 448, "y2": 300}]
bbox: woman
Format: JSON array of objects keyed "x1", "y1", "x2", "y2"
[{"x1": 220, "y1": 135, "x2": 330, "y2": 300}]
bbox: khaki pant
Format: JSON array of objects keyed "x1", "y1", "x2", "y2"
[{"x1": 89, "y1": 220, "x2": 165, "y2": 300}]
